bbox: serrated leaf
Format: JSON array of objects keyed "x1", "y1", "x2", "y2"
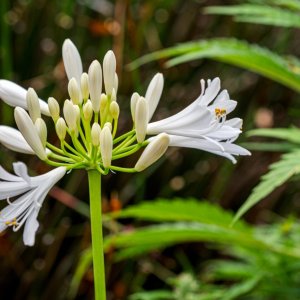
[
  {"x1": 128, "y1": 38, "x2": 300, "y2": 93},
  {"x1": 247, "y1": 127, "x2": 300, "y2": 143},
  {"x1": 204, "y1": 5, "x2": 300, "y2": 28},
  {"x1": 111, "y1": 198, "x2": 249, "y2": 230},
  {"x1": 233, "y1": 150, "x2": 300, "y2": 224}
]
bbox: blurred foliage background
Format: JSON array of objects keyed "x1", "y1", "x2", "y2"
[{"x1": 1, "y1": 0, "x2": 300, "y2": 299}]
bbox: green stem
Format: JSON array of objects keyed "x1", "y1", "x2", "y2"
[{"x1": 87, "y1": 169, "x2": 106, "y2": 300}]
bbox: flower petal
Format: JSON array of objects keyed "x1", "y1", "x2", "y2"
[
  {"x1": 23, "y1": 209, "x2": 39, "y2": 246},
  {"x1": 145, "y1": 73, "x2": 164, "y2": 121},
  {"x1": 0, "y1": 125, "x2": 35, "y2": 154},
  {"x1": 13, "y1": 162, "x2": 31, "y2": 184},
  {"x1": 62, "y1": 39, "x2": 83, "y2": 84},
  {"x1": 0, "y1": 80, "x2": 50, "y2": 116}
]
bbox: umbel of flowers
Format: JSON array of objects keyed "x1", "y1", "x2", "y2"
[{"x1": 0, "y1": 39, "x2": 250, "y2": 300}]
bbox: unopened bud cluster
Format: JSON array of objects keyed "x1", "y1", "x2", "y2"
[{"x1": 14, "y1": 51, "x2": 169, "y2": 174}]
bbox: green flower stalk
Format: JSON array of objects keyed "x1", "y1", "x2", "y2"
[{"x1": 0, "y1": 38, "x2": 250, "y2": 299}]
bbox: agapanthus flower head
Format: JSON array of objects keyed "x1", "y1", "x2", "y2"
[{"x1": 0, "y1": 38, "x2": 250, "y2": 245}]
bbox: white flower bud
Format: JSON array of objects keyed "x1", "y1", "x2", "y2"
[
  {"x1": 83, "y1": 100, "x2": 93, "y2": 121},
  {"x1": 135, "y1": 97, "x2": 148, "y2": 143},
  {"x1": 145, "y1": 73, "x2": 164, "y2": 121},
  {"x1": 111, "y1": 88, "x2": 116, "y2": 102},
  {"x1": 63, "y1": 100, "x2": 77, "y2": 132},
  {"x1": 100, "y1": 126, "x2": 113, "y2": 168},
  {"x1": 81, "y1": 72, "x2": 89, "y2": 100},
  {"x1": 14, "y1": 107, "x2": 47, "y2": 160},
  {"x1": 135, "y1": 133, "x2": 170, "y2": 172},
  {"x1": 73, "y1": 104, "x2": 80, "y2": 125},
  {"x1": 48, "y1": 97, "x2": 60, "y2": 122},
  {"x1": 88, "y1": 60, "x2": 102, "y2": 113},
  {"x1": 103, "y1": 50, "x2": 116, "y2": 95},
  {"x1": 110, "y1": 101, "x2": 119, "y2": 120},
  {"x1": 26, "y1": 88, "x2": 41, "y2": 122},
  {"x1": 35, "y1": 118, "x2": 47, "y2": 147},
  {"x1": 100, "y1": 94, "x2": 108, "y2": 113},
  {"x1": 114, "y1": 73, "x2": 118, "y2": 93},
  {"x1": 68, "y1": 78, "x2": 81, "y2": 104},
  {"x1": 104, "y1": 122, "x2": 112, "y2": 132},
  {"x1": 62, "y1": 39, "x2": 83, "y2": 84},
  {"x1": 91, "y1": 123, "x2": 101, "y2": 146},
  {"x1": 55, "y1": 117, "x2": 67, "y2": 140},
  {"x1": 130, "y1": 92, "x2": 139, "y2": 122}
]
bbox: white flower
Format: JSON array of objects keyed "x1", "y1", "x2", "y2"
[
  {"x1": 0, "y1": 125, "x2": 35, "y2": 154},
  {"x1": 0, "y1": 80, "x2": 50, "y2": 116},
  {"x1": 146, "y1": 77, "x2": 250, "y2": 163},
  {"x1": 0, "y1": 162, "x2": 66, "y2": 246}
]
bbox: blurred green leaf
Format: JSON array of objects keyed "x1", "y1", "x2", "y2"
[
  {"x1": 241, "y1": 142, "x2": 298, "y2": 152},
  {"x1": 204, "y1": 5, "x2": 300, "y2": 28},
  {"x1": 233, "y1": 150, "x2": 300, "y2": 224},
  {"x1": 247, "y1": 127, "x2": 300, "y2": 143},
  {"x1": 128, "y1": 38, "x2": 300, "y2": 93},
  {"x1": 112, "y1": 198, "x2": 249, "y2": 230},
  {"x1": 130, "y1": 290, "x2": 173, "y2": 300},
  {"x1": 68, "y1": 249, "x2": 92, "y2": 299}
]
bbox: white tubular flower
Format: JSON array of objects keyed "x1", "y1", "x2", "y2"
[
  {"x1": 0, "y1": 126, "x2": 35, "y2": 154},
  {"x1": 63, "y1": 100, "x2": 77, "y2": 132},
  {"x1": 100, "y1": 126, "x2": 113, "y2": 168},
  {"x1": 114, "y1": 73, "x2": 119, "y2": 93},
  {"x1": 62, "y1": 39, "x2": 83, "y2": 85},
  {"x1": 130, "y1": 92, "x2": 139, "y2": 122},
  {"x1": 91, "y1": 123, "x2": 101, "y2": 146},
  {"x1": 68, "y1": 78, "x2": 81, "y2": 105},
  {"x1": 81, "y1": 72, "x2": 89, "y2": 100},
  {"x1": 0, "y1": 162, "x2": 66, "y2": 246},
  {"x1": 135, "y1": 133, "x2": 170, "y2": 172},
  {"x1": 26, "y1": 88, "x2": 41, "y2": 122},
  {"x1": 145, "y1": 73, "x2": 164, "y2": 121},
  {"x1": 0, "y1": 80, "x2": 50, "y2": 116},
  {"x1": 110, "y1": 101, "x2": 120, "y2": 120},
  {"x1": 135, "y1": 97, "x2": 148, "y2": 143},
  {"x1": 103, "y1": 50, "x2": 116, "y2": 95},
  {"x1": 146, "y1": 77, "x2": 250, "y2": 163},
  {"x1": 88, "y1": 60, "x2": 102, "y2": 113},
  {"x1": 14, "y1": 107, "x2": 47, "y2": 160},
  {"x1": 48, "y1": 97, "x2": 60, "y2": 122},
  {"x1": 55, "y1": 118, "x2": 67, "y2": 140},
  {"x1": 83, "y1": 100, "x2": 93, "y2": 121},
  {"x1": 35, "y1": 118, "x2": 47, "y2": 148}
]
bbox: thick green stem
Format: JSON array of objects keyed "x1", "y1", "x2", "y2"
[{"x1": 88, "y1": 169, "x2": 106, "y2": 300}]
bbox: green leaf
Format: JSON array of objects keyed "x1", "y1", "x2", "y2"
[
  {"x1": 105, "y1": 222, "x2": 300, "y2": 260},
  {"x1": 111, "y1": 198, "x2": 249, "y2": 230},
  {"x1": 233, "y1": 150, "x2": 300, "y2": 224},
  {"x1": 129, "y1": 290, "x2": 173, "y2": 300},
  {"x1": 204, "y1": 5, "x2": 300, "y2": 28},
  {"x1": 247, "y1": 127, "x2": 300, "y2": 143},
  {"x1": 128, "y1": 38, "x2": 300, "y2": 93},
  {"x1": 241, "y1": 142, "x2": 298, "y2": 152}
]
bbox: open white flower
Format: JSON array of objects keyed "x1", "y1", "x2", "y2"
[
  {"x1": 0, "y1": 162, "x2": 66, "y2": 246},
  {"x1": 145, "y1": 77, "x2": 250, "y2": 163}
]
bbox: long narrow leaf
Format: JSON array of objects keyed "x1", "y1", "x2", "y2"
[
  {"x1": 204, "y1": 5, "x2": 300, "y2": 28},
  {"x1": 247, "y1": 128, "x2": 300, "y2": 143},
  {"x1": 128, "y1": 38, "x2": 300, "y2": 93}
]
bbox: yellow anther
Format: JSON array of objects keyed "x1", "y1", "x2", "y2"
[
  {"x1": 5, "y1": 218, "x2": 18, "y2": 226},
  {"x1": 215, "y1": 108, "x2": 226, "y2": 117}
]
